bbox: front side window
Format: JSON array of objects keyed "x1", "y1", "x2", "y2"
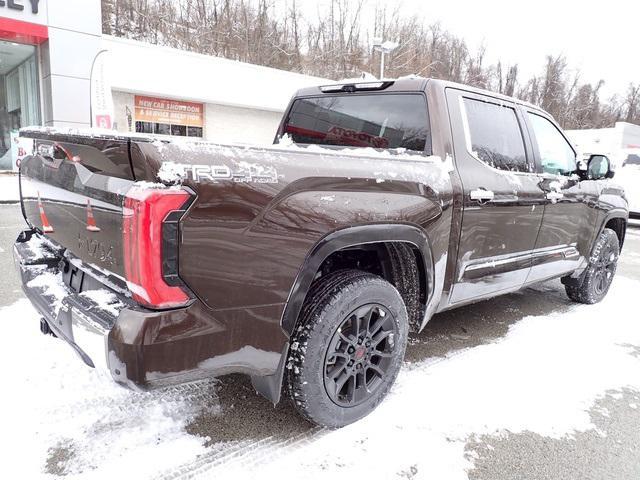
[
  {"x1": 282, "y1": 94, "x2": 430, "y2": 153},
  {"x1": 462, "y1": 97, "x2": 530, "y2": 172},
  {"x1": 527, "y1": 113, "x2": 576, "y2": 175}
]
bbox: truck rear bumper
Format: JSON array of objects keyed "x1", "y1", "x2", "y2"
[
  {"x1": 14, "y1": 231, "x2": 123, "y2": 375},
  {"x1": 13, "y1": 230, "x2": 289, "y2": 399},
  {"x1": 19, "y1": 262, "x2": 111, "y2": 370}
]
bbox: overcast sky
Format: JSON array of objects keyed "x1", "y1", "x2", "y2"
[
  {"x1": 303, "y1": 0, "x2": 638, "y2": 98},
  {"x1": 404, "y1": 0, "x2": 637, "y2": 97}
]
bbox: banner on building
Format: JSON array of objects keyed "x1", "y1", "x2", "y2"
[
  {"x1": 11, "y1": 132, "x2": 33, "y2": 172},
  {"x1": 90, "y1": 50, "x2": 115, "y2": 130},
  {"x1": 134, "y1": 95, "x2": 204, "y2": 127}
]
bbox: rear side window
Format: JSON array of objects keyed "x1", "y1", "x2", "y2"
[
  {"x1": 462, "y1": 97, "x2": 530, "y2": 172},
  {"x1": 282, "y1": 94, "x2": 430, "y2": 153}
]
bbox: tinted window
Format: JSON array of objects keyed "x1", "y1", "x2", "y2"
[
  {"x1": 155, "y1": 123, "x2": 171, "y2": 135},
  {"x1": 528, "y1": 113, "x2": 576, "y2": 175},
  {"x1": 282, "y1": 94, "x2": 430, "y2": 153},
  {"x1": 463, "y1": 98, "x2": 529, "y2": 172},
  {"x1": 188, "y1": 126, "x2": 203, "y2": 137},
  {"x1": 135, "y1": 121, "x2": 153, "y2": 134},
  {"x1": 171, "y1": 125, "x2": 187, "y2": 136}
]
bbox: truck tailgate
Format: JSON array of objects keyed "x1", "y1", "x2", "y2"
[{"x1": 19, "y1": 133, "x2": 135, "y2": 278}]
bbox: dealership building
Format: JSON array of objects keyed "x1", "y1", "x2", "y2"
[{"x1": 0, "y1": 0, "x2": 327, "y2": 170}]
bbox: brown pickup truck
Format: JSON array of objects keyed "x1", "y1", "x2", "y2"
[{"x1": 15, "y1": 77, "x2": 628, "y2": 427}]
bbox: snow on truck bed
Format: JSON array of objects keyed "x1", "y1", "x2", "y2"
[
  {"x1": 1, "y1": 273, "x2": 640, "y2": 479},
  {"x1": 21, "y1": 126, "x2": 455, "y2": 193}
]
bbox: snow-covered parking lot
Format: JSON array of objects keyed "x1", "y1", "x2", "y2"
[{"x1": 1, "y1": 205, "x2": 639, "y2": 480}]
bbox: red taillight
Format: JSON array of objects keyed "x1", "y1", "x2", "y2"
[{"x1": 123, "y1": 187, "x2": 192, "y2": 309}]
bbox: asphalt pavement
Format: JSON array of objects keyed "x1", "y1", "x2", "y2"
[{"x1": 1, "y1": 203, "x2": 639, "y2": 479}]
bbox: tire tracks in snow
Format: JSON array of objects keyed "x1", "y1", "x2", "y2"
[
  {"x1": 154, "y1": 427, "x2": 325, "y2": 480},
  {"x1": 152, "y1": 353, "x2": 468, "y2": 479},
  {"x1": 43, "y1": 380, "x2": 220, "y2": 425}
]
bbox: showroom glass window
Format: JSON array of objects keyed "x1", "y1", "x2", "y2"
[
  {"x1": 135, "y1": 121, "x2": 203, "y2": 138},
  {"x1": 0, "y1": 40, "x2": 41, "y2": 171}
]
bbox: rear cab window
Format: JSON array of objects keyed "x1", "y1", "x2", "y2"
[
  {"x1": 461, "y1": 97, "x2": 532, "y2": 173},
  {"x1": 281, "y1": 94, "x2": 431, "y2": 154}
]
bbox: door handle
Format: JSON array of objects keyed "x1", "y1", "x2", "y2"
[
  {"x1": 546, "y1": 191, "x2": 564, "y2": 203},
  {"x1": 470, "y1": 188, "x2": 495, "y2": 203}
]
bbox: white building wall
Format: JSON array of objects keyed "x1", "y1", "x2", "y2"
[
  {"x1": 39, "y1": 0, "x2": 103, "y2": 127},
  {"x1": 103, "y1": 36, "x2": 328, "y2": 113},
  {"x1": 203, "y1": 104, "x2": 281, "y2": 145}
]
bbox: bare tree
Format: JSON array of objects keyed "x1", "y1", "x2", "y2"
[{"x1": 100, "y1": 0, "x2": 635, "y2": 129}]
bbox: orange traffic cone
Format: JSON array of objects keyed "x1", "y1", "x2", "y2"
[
  {"x1": 37, "y1": 192, "x2": 54, "y2": 233},
  {"x1": 86, "y1": 199, "x2": 101, "y2": 232}
]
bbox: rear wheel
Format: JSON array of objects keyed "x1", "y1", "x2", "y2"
[
  {"x1": 286, "y1": 269, "x2": 408, "y2": 428},
  {"x1": 565, "y1": 228, "x2": 620, "y2": 304}
]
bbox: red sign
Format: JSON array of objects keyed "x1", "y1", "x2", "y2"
[
  {"x1": 135, "y1": 95, "x2": 204, "y2": 127},
  {"x1": 0, "y1": 17, "x2": 48, "y2": 45},
  {"x1": 94, "y1": 115, "x2": 113, "y2": 130}
]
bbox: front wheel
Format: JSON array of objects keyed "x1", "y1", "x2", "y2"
[
  {"x1": 286, "y1": 270, "x2": 408, "y2": 428},
  {"x1": 565, "y1": 228, "x2": 620, "y2": 304}
]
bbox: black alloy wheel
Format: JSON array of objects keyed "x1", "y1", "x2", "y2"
[
  {"x1": 324, "y1": 303, "x2": 397, "y2": 407},
  {"x1": 565, "y1": 228, "x2": 620, "y2": 304},
  {"x1": 287, "y1": 269, "x2": 409, "y2": 428},
  {"x1": 591, "y1": 240, "x2": 618, "y2": 296}
]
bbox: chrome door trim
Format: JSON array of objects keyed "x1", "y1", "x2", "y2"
[{"x1": 462, "y1": 245, "x2": 579, "y2": 280}]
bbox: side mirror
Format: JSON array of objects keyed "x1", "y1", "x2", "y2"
[{"x1": 587, "y1": 155, "x2": 614, "y2": 180}]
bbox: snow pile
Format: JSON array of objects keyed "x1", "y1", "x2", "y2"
[
  {"x1": 157, "y1": 161, "x2": 187, "y2": 184},
  {"x1": 26, "y1": 270, "x2": 68, "y2": 315},
  {"x1": 27, "y1": 234, "x2": 58, "y2": 256},
  {"x1": 80, "y1": 289, "x2": 125, "y2": 317},
  {"x1": 277, "y1": 133, "x2": 295, "y2": 147}
]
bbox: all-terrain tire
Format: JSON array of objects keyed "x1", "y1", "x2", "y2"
[
  {"x1": 386, "y1": 243, "x2": 422, "y2": 331},
  {"x1": 286, "y1": 269, "x2": 408, "y2": 428},
  {"x1": 565, "y1": 228, "x2": 620, "y2": 304}
]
